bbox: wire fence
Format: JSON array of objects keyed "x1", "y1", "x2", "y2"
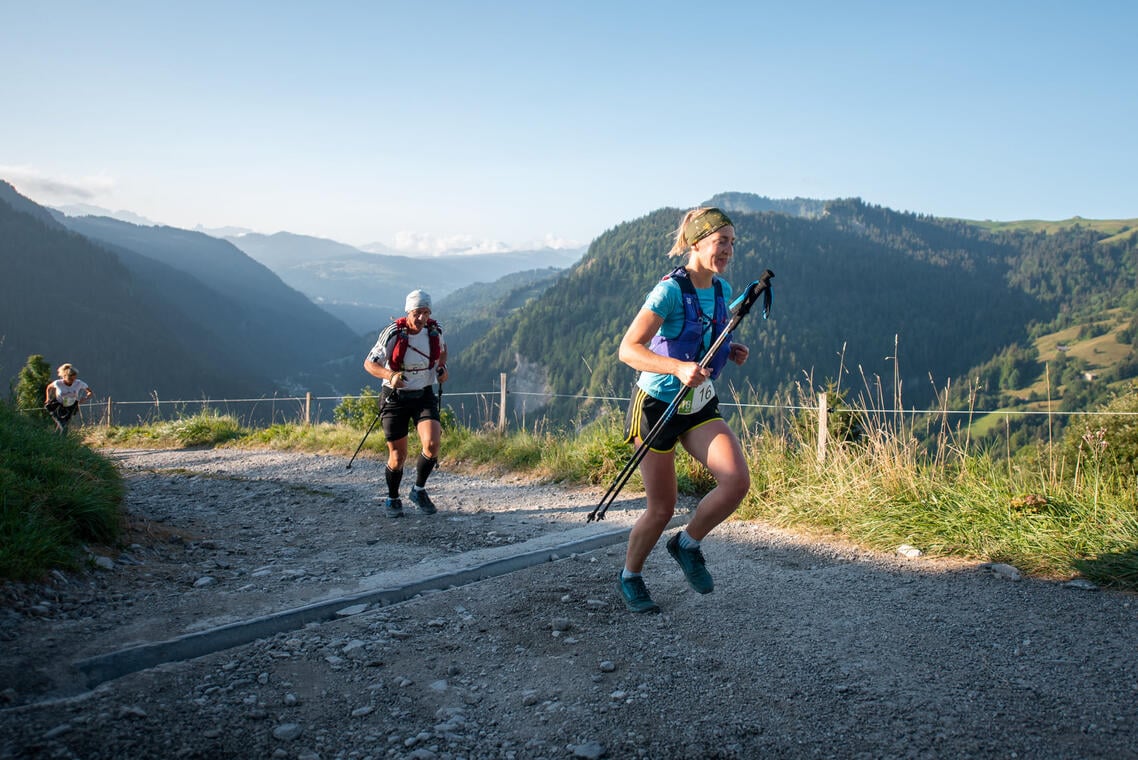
[{"x1": 33, "y1": 382, "x2": 1138, "y2": 434}]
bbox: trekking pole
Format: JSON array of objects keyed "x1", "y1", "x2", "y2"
[
  {"x1": 587, "y1": 269, "x2": 774, "y2": 522},
  {"x1": 346, "y1": 411, "x2": 381, "y2": 470}
]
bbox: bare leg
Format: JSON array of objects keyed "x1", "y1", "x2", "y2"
[
  {"x1": 415, "y1": 418, "x2": 442, "y2": 459},
  {"x1": 677, "y1": 419, "x2": 751, "y2": 541},
  {"x1": 623, "y1": 447, "x2": 678, "y2": 573},
  {"x1": 386, "y1": 437, "x2": 408, "y2": 470}
]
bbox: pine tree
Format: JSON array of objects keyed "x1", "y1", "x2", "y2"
[{"x1": 13, "y1": 354, "x2": 51, "y2": 422}]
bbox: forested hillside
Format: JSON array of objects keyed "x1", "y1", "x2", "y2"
[
  {"x1": 57, "y1": 216, "x2": 361, "y2": 395},
  {"x1": 0, "y1": 185, "x2": 268, "y2": 401},
  {"x1": 8, "y1": 171, "x2": 1135, "y2": 440},
  {"x1": 0, "y1": 183, "x2": 362, "y2": 406},
  {"x1": 446, "y1": 199, "x2": 1138, "y2": 430}
]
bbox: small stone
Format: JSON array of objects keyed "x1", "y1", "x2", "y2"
[
  {"x1": 980, "y1": 562, "x2": 1021, "y2": 581},
  {"x1": 193, "y1": 576, "x2": 217, "y2": 588},
  {"x1": 93, "y1": 556, "x2": 115, "y2": 570},
  {"x1": 272, "y1": 723, "x2": 304, "y2": 741},
  {"x1": 550, "y1": 617, "x2": 572, "y2": 631},
  {"x1": 897, "y1": 544, "x2": 922, "y2": 558},
  {"x1": 599, "y1": 660, "x2": 617, "y2": 673},
  {"x1": 336, "y1": 603, "x2": 368, "y2": 617},
  {"x1": 571, "y1": 740, "x2": 607, "y2": 759}
]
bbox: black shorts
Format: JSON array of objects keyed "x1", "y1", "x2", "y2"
[
  {"x1": 623, "y1": 385, "x2": 723, "y2": 453},
  {"x1": 45, "y1": 400, "x2": 78, "y2": 422},
  {"x1": 380, "y1": 386, "x2": 440, "y2": 442}
]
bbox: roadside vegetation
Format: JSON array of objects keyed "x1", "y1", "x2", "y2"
[
  {"x1": 0, "y1": 401, "x2": 123, "y2": 581},
  {"x1": 6, "y1": 388, "x2": 1138, "y2": 591}
]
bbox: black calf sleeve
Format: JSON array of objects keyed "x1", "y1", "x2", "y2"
[
  {"x1": 385, "y1": 465, "x2": 403, "y2": 498},
  {"x1": 415, "y1": 453, "x2": 437, "y2": 488}
]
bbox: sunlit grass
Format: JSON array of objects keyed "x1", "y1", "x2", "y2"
[{"x1": 739, "y1": 385, "x2": 1138, "y2": 588}]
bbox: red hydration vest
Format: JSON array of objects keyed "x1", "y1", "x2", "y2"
[{"x1": 388, "y1": 317, "x2": 442, "y2": 371}]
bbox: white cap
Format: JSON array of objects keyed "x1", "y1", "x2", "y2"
[{"x1": 405, "y1": 289, "x2": 432, "y2": 312}]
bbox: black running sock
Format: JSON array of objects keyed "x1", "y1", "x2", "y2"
[
  {"x1": 415, "y1": 453, "x2": 437, "y2": 488},
  {"x1": 385, "y1": 465, "x2": 403, "y2": 499}
]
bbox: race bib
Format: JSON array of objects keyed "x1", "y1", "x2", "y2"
[{"x1": 677, "y1": 379, "x2": 714, "y2": 415}]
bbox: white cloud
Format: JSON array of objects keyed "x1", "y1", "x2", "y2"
[
  {"x1": 392, "y1": 230, "x2": 512, "y2": 256},
  {"x1": 531, "y1": 233, "x2": 581, "y2": 250},
  {"x1": 0, "y1": 165, "x2": 115, "y2": 203},
  {"x1": 390, "y1": 230, "x2": 582, "y2": 256}
]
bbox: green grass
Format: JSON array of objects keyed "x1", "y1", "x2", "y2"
[
  {"x1": 1, "y1": 402, "x2": 124, "y2": 580},
  {"x1": 740, "y1": 400, "x2": 1138, "y2": 589}
]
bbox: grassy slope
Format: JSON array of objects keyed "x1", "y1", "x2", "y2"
[
  {"x1": 969, "y1": 311, "x2": 1133, "y2": 437},
  {"x1": 961, "y1": 216, "x2": 1138, "y2": 237}
]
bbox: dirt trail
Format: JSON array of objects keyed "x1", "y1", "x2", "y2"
[{"x1": 2, "y1": 448, "x2": 1136, "y2": 760}]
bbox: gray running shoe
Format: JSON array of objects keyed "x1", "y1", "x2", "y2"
[
  {"x1": 666, "y1": 532, "x2": 714, "y2": 594},
  {"x1": 617, "y1": 573, "x2": 660, "y2": 613},
  {"x1": 409, "y1": 486, "x2": 437, "y2": 514},
  {"x1": 385, "y1": 497, "x2": 404, "y2": 518}
]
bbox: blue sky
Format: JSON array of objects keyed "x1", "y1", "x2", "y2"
[{"x1": 2, "y1": 1, "x2": 1135, "y2": 254}]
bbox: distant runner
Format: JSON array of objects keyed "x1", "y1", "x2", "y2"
[
  {"x1": 45, "y1": 362, "x2": 94, "y2": 433},
  {"x1": 363, "y1": 290, "x2": 449, "y2": 518}
]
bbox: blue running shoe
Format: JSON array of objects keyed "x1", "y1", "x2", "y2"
[
  {"x1": 409, "y1": 485, "x2": 437, "y2": 514},
  {"x1": 617, "y1": 573, "x2": 660, "y2": 614},
  {"x1": 666, "y1": 532, "x2": 714, "y2": 594},
  {"x1": 385, "y1": 497, "x2": 404, "y2": 519}
]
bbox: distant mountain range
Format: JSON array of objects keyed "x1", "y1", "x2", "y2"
[
  {"x1": 224, "y1": 232, "x2": 584, "y2": 334},
  {"x1": 7, "y1": 179, "x2": 1136, "y2": 445},
  {"x1": 46, "y1": 200, "x2": 585, "y2": 334}
]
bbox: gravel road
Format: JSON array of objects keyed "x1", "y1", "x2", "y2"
[{"x1": 1, "y1": 447, "x2": 1136, "y2": 760}]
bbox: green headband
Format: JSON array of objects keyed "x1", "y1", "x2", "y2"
[{"x1": 684, "y1": 208, "x2": 734, "y2": 246}]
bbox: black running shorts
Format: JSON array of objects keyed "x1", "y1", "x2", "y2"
[
  {"x1": 623, "y1": 385, "x2": 722, "y2": 453},
  {"x1": 380, "y1": 386, "x2": 440, "y2": 442}
]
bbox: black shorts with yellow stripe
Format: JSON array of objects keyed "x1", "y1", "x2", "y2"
[{"x1": 623, "y1": 385, "x2": 723, "y2": 453}]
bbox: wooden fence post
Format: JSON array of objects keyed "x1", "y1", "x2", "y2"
[
  {"x1": 105, "y1": 397, "x2": 113, "y2": 428},
  {"x1": 499, "y1": 373, "x2": 508, "y2": 432},
  {"x1": 304, "y1": 392, "x2": 312, "y2": 426},
  {"x1": 817, "y1": 392, "x2": 828, "y2": 463}
]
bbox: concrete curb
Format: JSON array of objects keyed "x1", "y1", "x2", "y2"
[{"x1": 72, "y1": 522, "x2": 647, "y2": 689}]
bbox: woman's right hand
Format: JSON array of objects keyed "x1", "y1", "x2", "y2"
[{"x1": 676, "y1": 362, "x2": 710, "y2": 388}]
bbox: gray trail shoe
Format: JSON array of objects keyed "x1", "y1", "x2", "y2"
[
  {"x1": 409, "y1": 486, "x2": 437, "y2": 514},
  {"x1": 617, "y1": 573, "x2": 660, "y2": 613},
  {"x1": 666, "y1": 532, "x2": 714, "y2": 594},
  {"x1": 385, "y1": 497, "x2": 404, "y2": 518}
]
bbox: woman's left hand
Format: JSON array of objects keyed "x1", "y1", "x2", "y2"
[{"x1": 728, "y1": 343, "x2": 749, "y2": 365}]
